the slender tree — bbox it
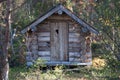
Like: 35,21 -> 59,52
0,0 -> 11,80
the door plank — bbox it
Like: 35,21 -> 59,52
50,23 -> 60,61
59,22 -> 68,61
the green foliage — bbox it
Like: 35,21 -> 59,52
9,55 -> 21,67
9,65 -> 64,80
31,58 -> 46,70
92,43 -> 102,50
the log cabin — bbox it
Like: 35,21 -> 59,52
21,4 -> 99,66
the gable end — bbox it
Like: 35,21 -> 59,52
21,4 -> 99,34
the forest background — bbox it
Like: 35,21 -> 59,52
0,0 -> 120,80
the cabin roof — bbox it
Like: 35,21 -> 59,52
21,4 -> 99,34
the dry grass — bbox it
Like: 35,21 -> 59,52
92,57 -> 106,69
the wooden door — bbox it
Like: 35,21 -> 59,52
50,22 -> 68,61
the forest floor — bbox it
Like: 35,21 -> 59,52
9,53 -> 120,80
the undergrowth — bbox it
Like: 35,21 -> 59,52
9,43 -> 120,80
9,54 -> 120,80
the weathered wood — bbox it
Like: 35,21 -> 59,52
45,61 -> 92,65
22,4 -> 95,66
69,24 -> 81,33
50,22 -> 60,61
47,14 -> 71,20
38,41 -> 50,47
32,50 -> 38,54
69,37 -> 80,42
38,37 -> 50,41
37,25 -> 50,32
69,47 -> 81,52
69,58 -> 82,62
69,32 -> 80,37
38,51 -> 50,56
37,32 -> 50,37
38,57 -> 50,61
59,22 -> 68,61
69,52 -> 81,57
39,46 -> 50,51
69,42 -> 81,47
21,4 -> 98,34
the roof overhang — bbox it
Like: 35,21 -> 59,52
21,4 -> 99,35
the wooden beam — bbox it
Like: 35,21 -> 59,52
45,61 -> 92,65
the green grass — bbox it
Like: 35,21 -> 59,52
9,57 -> 120,80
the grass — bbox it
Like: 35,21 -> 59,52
9,55 -> 120,80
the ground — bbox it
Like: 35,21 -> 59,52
9,54 -> 120,80
9,43 -> 120,80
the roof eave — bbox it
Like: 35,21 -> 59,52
60,6 -> 99,34
21,4 -> 99,35
21,5 -> 62,34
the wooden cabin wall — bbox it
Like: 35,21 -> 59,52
27,13 -> 92,64
69,22 -> 83,62
26,32 -> 38,64
36,21 -> 51,61
68,21 -> 91,63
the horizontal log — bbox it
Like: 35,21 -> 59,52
39,46 -> 50,51
28,37 -> 37,41
69,52 -> 81,57
69,48 -> 82,52
69,28 -> 81,33
38,41 -> 50,47
38,37 -> 50,41
69,42 -> 81,47
38,51 -> 50,56
69,58 -> 82,62
69,33 -> 81,37
32,50 -> 38,54
38,57 -> 50,61
69,38 -> 80,42
69,38 -> 85,43
37,32 -> 50,37
45,61 -> 92,65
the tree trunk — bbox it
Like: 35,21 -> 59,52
0,57 -> 9,80
0,0 -> 11,80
